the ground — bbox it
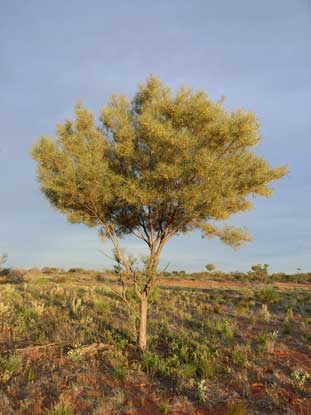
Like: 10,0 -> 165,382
0,270 -> 310,415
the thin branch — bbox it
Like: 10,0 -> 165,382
97,248 -> 116,263
132,230 -> 149,244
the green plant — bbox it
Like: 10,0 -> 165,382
0,301 -> 10,317
0,353 -> 23,382
47,399 -> 74,415
231,344 -> 250,367
255,288 -> 280,304
255,333 -> 269,353
283,321 -> 291,335
197,379 -> 208,403
112,388 -> 127,409
227,401 -> 247,415
159,400 -> 169,414
259,304 -> 270,322
286,307 -> 294,321
67,345 -> 83,363
69,297 -> 83,318
248,263 -> 269,282
113,359 -> 130,381
196,350 -> 217,379
291,367 -> 310,390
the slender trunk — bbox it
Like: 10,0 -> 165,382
138,295 -> 148,351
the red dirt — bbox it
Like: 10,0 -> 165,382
272,349 -> 311,370
96,273 -> 311,291
274,282 -> 311,290
157,278 -> 311,290
158,278 -> 242,289
120,381 -> 216,415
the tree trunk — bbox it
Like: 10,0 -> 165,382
138,295 -> 148,351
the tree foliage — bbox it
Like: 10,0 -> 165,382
206,264 -> 216,272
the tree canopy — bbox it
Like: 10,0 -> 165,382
32,76 -> 287,266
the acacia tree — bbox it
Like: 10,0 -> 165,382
249,263 -> 269,282
32,76 -> 287,351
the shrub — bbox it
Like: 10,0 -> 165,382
0,269 -> 24,284
0,353 -> 23,382
197,379 -> 208,403
286,307 -> 294,321
42,267 -> 60,274
283,321 -> 291,335
255,288 -> 280,304
159,400 -> 169,414
259,304 -> 270,322
227,401 -> 247,415
68,267 -> 85,273
291,367 -> 310,391
95,273 -> 105,282
47,398 -> 74,415
248,264 -> 269,282
255,333 -> 269,353
231,344 -> 250,367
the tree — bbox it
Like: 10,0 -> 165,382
0,253 -> 7,269
205,264 -> 216,272
249,263 -> 269,282
32,76 -> 287,351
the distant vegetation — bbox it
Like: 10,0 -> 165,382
1,263 -> 311,285
205,263 -> 216,272
162,268 -> 311,284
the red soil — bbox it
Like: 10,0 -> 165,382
158,278 -> 311,291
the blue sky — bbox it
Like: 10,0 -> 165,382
1,0 -> 310,273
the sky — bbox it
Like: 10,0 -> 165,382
0,0 -> 310,273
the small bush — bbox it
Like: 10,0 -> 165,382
259,304 -> 270,322
68,267 -> 85,273
0,353 -> 23,382
47,399 -> 74,415
95,273 -> 105,282
255,288 -> 280,304
42,267 -> 60,274
283,321 -> 291,335
227,401 -> 247,415
0,269 -> 24,284
197,379 -> 208,403
291,367 -> 310,391
159,400 -> 169,414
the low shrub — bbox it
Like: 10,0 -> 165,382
0,269 -> 24,284
42,267 -> 60,274
95,273 -> 105,282
255,288 -> 280,304
68,267 -> 85,273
